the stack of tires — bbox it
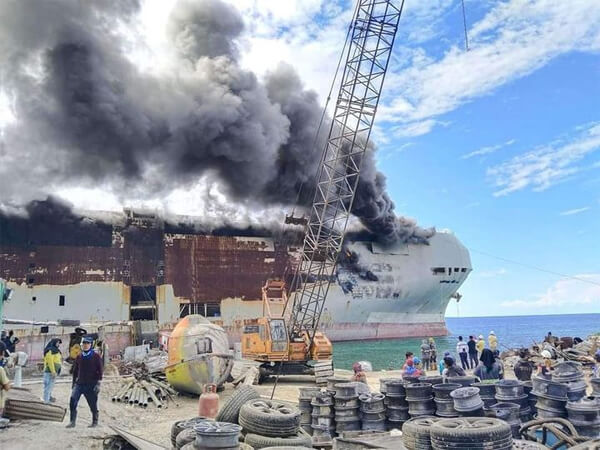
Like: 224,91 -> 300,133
472,382 -> 497,410
531,375 -> 568,418
495,380 -> 531,422
333,383 -> 361,433
553,361 -> 587,402
429,417 -> 513,450
566,396 -> 600,439
297,387 -> 320,436
401,416 -> 440,450
359,392 -> 386,431
433,383 -> 460,418
384,379 -> 409,430
405,383 -> 435,418
239,399 -> 312,449
311,391 -> 335,441
488,402 -> 521,438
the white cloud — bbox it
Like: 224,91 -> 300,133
500,274 -> 600,309
559,207 -> 590,216
462,139 -> 516,160
392,119 -> 438,138
488,122 -> 600,196
379,1 -> 600,124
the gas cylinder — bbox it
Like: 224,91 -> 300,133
199,384 -> 219,418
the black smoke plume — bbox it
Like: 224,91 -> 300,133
0,0 -> 433,245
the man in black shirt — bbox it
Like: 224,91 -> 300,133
467,336 -> 478,369
66,337 -> 103,428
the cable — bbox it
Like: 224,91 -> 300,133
461,0 -> 469,51
469,248 -> 600,287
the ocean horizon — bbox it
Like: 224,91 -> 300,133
332,312 -> 600,371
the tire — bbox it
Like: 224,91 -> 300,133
244,431 -> 312,449
216,385 -> 261,424
176,428 -> 196,449
171,420 -> 186,447
239,399 -> 301,437
430,418 -> 511,444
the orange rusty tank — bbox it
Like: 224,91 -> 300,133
199,384 -> 219,418
166,315 -> 233,395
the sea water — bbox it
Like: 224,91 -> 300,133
332,313 -> 600,371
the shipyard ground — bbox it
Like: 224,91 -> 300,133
0,368 -> 401,449
6,364 -> 594,450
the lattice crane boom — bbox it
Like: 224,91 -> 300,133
288,0 -> 404,346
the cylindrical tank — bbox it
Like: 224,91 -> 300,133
166,315 -> 233,395
199,384 -> 219,418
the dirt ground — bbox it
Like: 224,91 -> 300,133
0,365 -> 529,450
0,367 -> 402,450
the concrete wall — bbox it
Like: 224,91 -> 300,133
6,324 -> 132,362
3,281 -> 130,323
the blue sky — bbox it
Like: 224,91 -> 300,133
222,0 -> 600,317
1,0 -> 598,317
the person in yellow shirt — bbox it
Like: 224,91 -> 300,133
0,342 -> 11,417
43,338 -> 62,403
488,331 -> 498,352
476,335 -> 485,358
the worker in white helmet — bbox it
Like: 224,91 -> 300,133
537,350 -> 553,376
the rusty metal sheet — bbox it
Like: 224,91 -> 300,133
164,234 -> 295,301
1,226 -> 300,299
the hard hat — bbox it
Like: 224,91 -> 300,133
478,335 -> 484,339
541,350 -> 552,359
490,331 -> 495,335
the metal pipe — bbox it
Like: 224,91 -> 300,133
142,380 -> 163,408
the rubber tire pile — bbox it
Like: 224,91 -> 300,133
238,399 -> 311,448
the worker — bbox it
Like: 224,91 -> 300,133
429,338 -> 437,370
513,349 -> 535,381
0,342 -> 11,417
456,336 -> 469,370
473,349 -> 503,381
476,335 -> 485,358
5,330 -> 17,354
351,362 -> 367,384
43,338 -> 62,403
420,339 -> 431,372
442,356 -> 465,380
402,357 -> 419,378
439,351 -> 451,375
593,351 -> 600,378
467,336 -> 478,369
537,350 -> 553,376
412,357 -> 423,377
488,331 -> 498,352
66,337 -> 103,428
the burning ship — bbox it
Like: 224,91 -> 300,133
0,204 -> 471,342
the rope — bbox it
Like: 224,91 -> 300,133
469,247 -> 600,287
461,0 -> 469,51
